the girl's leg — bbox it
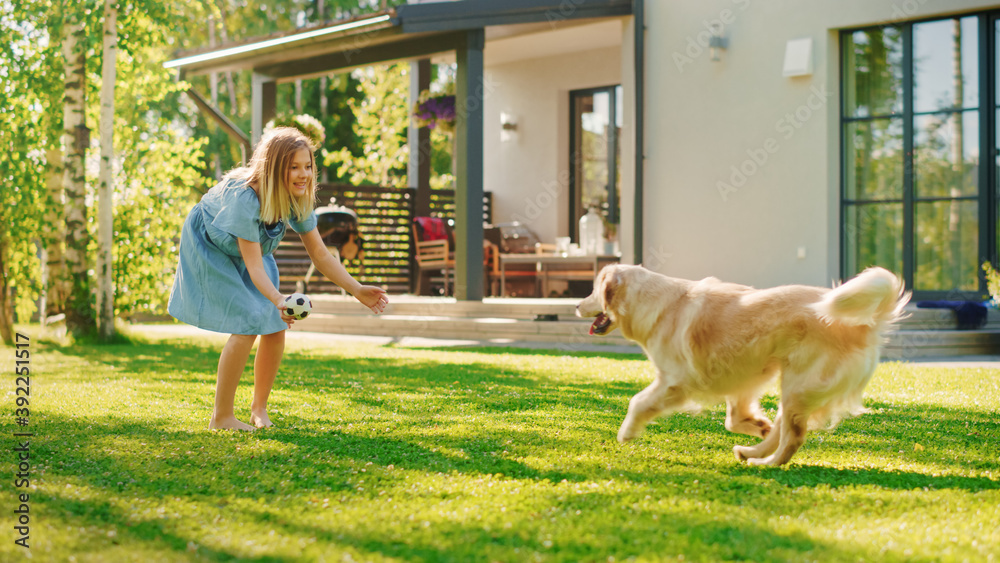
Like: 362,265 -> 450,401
250,330 -> 285,428
210,334 -> 258,431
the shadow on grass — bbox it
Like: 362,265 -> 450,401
28,330 -> 999,562
232,496 -> 889,563
43,336 -> 223,380
31,415 -> 905,563
50,336 -> 639,416
30,494 -> 279,562
47,336 -> 998,483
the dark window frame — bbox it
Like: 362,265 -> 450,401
839,12 -> 997,300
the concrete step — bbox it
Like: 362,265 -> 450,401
883,329 -> 1000,360
294,311 -> 635,349
310,296 -> 1000,328
310,295 -> 588,320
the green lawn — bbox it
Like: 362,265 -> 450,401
3,325 -> 998,562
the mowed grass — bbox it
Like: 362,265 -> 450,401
2,325 -> 998,562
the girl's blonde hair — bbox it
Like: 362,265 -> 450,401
225,127 -> 316,224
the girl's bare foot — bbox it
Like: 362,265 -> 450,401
249,409 -> 273,429
209,415 -> 256,432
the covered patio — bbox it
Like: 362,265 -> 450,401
165,0 -> 639,301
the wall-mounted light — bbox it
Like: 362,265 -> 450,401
782,37 -> 813,77
500,112 -> 518,142
709,24 -> 728,62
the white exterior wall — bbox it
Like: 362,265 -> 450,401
642,0 -> 999,288
483,46 -> 622,245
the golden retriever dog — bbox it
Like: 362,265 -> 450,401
576,265 -> 908,466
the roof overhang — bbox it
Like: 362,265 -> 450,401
163,0 -> 633,79
392,0 -> 632,33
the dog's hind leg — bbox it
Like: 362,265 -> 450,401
747,399 -> 810,466
733,407 -> 782,462
618,374 -> 688,443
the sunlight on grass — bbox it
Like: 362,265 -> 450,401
1,325 -> 996,562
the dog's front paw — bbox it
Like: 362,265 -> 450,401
617,425 -> 639,443
733,445 -> 750,462
747,456 -> 779,467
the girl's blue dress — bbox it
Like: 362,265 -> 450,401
168,178 -> 317,335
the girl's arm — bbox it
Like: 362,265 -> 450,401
237,237 -> 296,324
299,227 -> 387,314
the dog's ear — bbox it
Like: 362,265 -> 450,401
600,267 -> 619,312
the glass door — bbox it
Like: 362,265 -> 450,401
570,85 -> 622,243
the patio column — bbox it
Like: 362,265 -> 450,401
454,29 -> 485,301
251,72 -> 277,147
409,58 -> 432,217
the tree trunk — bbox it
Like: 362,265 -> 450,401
41,13 -> 69,324
209,15 -> 222,179
0,243 -> 14,345
62,12 -> 94,335
42,145 -> 66,323
96,0 -> 117,340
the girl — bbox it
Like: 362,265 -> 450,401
168,127 -> 388,431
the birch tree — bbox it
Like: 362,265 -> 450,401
39,8 -> 67,325
96,0 -> 117,339
61,8 -> 93,335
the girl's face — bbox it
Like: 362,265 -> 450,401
285,148 -> 312,198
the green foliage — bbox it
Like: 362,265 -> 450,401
5,326 -> 998,560
265,112 -> 326,150
94,2 -> 212,319
2,0 -> 418,329
113,132 -> 208,319
983,262 -> 1000,306
325,64 -> 411,187
180,1 -> 408,180
0,1 -> 57,324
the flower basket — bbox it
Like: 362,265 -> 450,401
412,90 -> 455,134
983,262 -> 1000,306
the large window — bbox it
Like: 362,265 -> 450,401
842,15 -> 993,298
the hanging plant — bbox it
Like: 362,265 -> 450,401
983,262 -> 1000,306
412,89 -> 455,134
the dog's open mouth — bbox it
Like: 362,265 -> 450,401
590,312 -> 612,335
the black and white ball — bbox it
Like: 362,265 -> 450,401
282,293 -> 313,320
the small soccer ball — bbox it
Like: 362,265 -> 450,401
282,293 -> 313,320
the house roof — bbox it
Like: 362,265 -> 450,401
164,0 -> 632,80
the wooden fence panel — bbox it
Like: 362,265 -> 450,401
276,185 -> 492,295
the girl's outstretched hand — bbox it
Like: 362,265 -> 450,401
353,285 -> 388,315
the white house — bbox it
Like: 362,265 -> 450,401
168,0 -> 998,301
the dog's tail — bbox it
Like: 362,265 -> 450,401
811,267 -> 910,327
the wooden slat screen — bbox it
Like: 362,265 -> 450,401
276,185 -> 493,295
427,189 -> 494,225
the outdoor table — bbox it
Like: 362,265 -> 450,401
499,253 -> 620,297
